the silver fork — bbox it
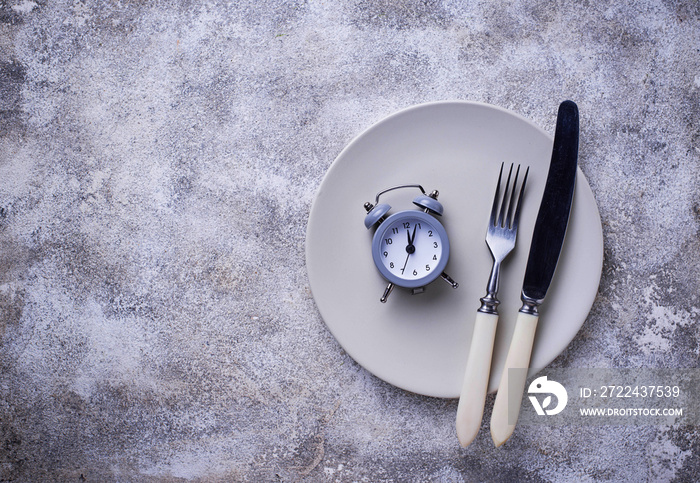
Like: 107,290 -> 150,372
456,162 -> 528,447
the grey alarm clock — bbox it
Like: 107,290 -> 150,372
363,184 -> 458,302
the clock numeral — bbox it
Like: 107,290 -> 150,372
391,227 -> 399,234
403,222 -> 410,229
385,238 -> 393,245
433,242 -> 438,248
425,265 -> 431,271
428,230 -> 433,237
433,255 -> 437,260
384,251 -> 388,257
413,270 -> 418,276
390,262 -> 394,268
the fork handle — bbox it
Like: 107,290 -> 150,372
455,311 -> 498,447
490,311 -> 539,447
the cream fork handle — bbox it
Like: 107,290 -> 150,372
455,311 -> 498,447
490,311 -> 539,447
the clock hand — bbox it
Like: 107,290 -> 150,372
405,229 -> 416,255
402,226 -> 418,274
402,252 -> 411,273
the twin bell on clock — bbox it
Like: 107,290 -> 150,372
364,184 -> 459,303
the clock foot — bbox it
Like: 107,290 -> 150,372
411,287 -> 425,295
380,283 -> 395,303
440,272 -> 459,289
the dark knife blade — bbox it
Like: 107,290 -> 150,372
521,100 -> 579,310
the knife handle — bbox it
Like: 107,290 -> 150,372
456,311 -> 498,447
490,311 -> 539,447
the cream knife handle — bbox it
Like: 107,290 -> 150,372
456,311 -> 498,447
490,311 -> 539,447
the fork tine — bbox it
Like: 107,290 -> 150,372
497,163 -> 514,228
489,163 -> 505,226
511,166 -> 529,230
505,165 -> 521,229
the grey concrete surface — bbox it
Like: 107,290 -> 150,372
1,0 -> 699,481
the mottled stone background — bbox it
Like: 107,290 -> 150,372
0,0 -> 698,481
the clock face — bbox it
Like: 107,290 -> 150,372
371,210 -> 450,288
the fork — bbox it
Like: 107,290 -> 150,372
456,162 -> 528,447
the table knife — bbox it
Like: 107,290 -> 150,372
490,100 -> 579,447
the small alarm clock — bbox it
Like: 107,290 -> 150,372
364,184 -> 458,303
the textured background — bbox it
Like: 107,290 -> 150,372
1,0 -> 699,481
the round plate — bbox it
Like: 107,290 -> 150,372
306,101 -> 603,399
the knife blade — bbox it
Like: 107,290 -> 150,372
490,100 -> 579,447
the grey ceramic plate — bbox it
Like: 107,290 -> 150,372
306,101 -> 603,398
